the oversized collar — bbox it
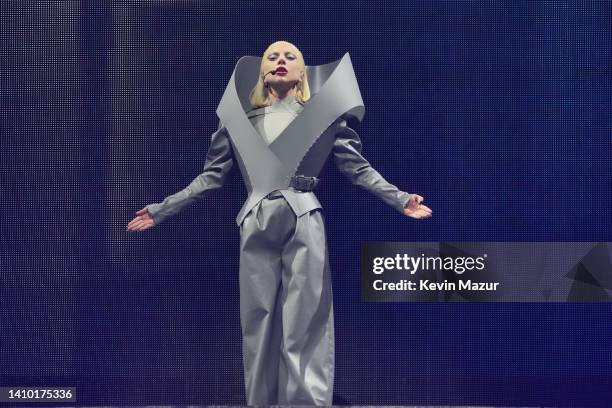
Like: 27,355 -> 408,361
216,52 -> 365,175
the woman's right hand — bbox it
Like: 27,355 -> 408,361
403,194 -> 432,220
126,207 -> 155,232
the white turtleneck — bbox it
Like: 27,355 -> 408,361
248,95 -> 304,145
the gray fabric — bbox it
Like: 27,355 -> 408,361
334,119 -> 412,213
147,52 -> 412,227
216,53 -> 367,226
144,112 -> 411,407
239,192 -> 334,405
247,95 -> 303,145
145,120 -> 412,225
143,52 -> 413,407
146,121 -> 412,225
145,122 -> 233,226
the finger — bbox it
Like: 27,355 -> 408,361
131,220 -> 147,230
139,222 -> 153,231
414,204 -> 429,213
127,217 -> 141,228
420,210 -> 432,218
136,208 -> 147,215
127,224 -> 141,232
419,209 -> 432,216
413,209 -> 431,218
419,205 -> 433,214
137,219 -> 152,229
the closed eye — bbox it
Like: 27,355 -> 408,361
268,52 -> 297,60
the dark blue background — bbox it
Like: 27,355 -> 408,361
1,1 -> 611,406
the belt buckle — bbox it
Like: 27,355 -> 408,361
292,175 -> 318,191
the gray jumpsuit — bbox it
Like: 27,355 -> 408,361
146,54 -> 412,406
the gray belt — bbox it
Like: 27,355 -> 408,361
264,175 -> 320,200
289,175 -> 320,191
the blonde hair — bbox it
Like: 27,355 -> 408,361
249,42 -> 311,108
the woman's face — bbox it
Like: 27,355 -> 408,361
261,41 -> 303,90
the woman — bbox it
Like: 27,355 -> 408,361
127,40 -> 432,405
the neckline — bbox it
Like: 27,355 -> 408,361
271,94 -> 296,104
247,97 -> 304,118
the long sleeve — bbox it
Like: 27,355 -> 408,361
333,119 -> 413,214
145,124 -> 234,225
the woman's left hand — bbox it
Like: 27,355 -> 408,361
403,194 -> 432,219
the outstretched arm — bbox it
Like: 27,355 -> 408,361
333,119 -> 430,219
144,123 -> 234,226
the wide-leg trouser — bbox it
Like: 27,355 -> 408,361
238,190 -> 334,406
